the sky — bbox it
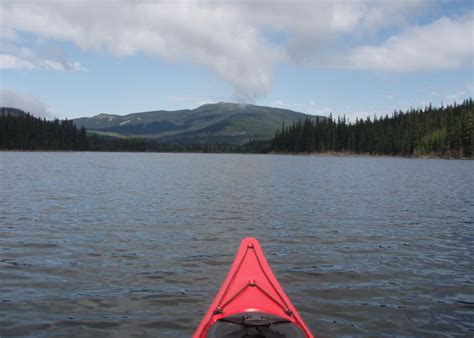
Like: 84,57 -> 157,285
0,0 -> 473,120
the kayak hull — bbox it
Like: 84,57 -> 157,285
193,237 -> 314,338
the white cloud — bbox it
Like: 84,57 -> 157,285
0,0 -> 471,100
0,87 -> 50,117
0,1 -> 281,101
0,0 -> 431,100
238,0 -> 426,63
0,54 -> 35,70
348,13 -> 474,71
0,52 -> 85,71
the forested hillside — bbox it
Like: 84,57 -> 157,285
73,102 -> 315,145
0,111 -> 88,150
0,110 -> 246,152
271,99 -> 473,158
1,100 -> 473,158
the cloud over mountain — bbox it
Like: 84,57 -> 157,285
1,0 -> 471,100
0,87 -> 49,117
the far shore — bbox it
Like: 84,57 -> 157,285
0,148 -> 472,160
269,151 -> 472,160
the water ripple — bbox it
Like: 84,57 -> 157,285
0,152 -> 473,337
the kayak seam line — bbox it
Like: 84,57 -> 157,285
199,244 -> 251,337
253,243 -> 290,310
220,283 -> 249,309
216,244 -> 250,309
253,241 -> 311,337
254,283 -> 289,312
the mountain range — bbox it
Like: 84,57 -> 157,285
73,102 -> 318,144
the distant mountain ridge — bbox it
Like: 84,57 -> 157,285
73,102 -> 319,144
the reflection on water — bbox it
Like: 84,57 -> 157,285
0,152 -> 473,337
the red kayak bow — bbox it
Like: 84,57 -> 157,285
194,237 -> 314,338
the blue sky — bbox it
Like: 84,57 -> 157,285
0,0 -> 473,120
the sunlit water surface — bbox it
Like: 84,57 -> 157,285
0,152 -> 473,337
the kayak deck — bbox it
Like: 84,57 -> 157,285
194,237 -> 314,338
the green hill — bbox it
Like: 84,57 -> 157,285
73,102 -> 319,144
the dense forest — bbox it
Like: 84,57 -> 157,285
0,110 -> 88,150
271,99 -> 474,158
1,99 -> 473,158
0,109 -> 246,153
87,134 -> 246,153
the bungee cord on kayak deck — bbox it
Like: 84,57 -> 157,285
194,237 -> 314,338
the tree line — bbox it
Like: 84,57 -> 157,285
0,110 -> 88,150
1,99 -> 473,157
271,99 -> 473,158
0,110 -> 247,152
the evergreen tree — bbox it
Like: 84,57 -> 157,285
269,99 -> 473,158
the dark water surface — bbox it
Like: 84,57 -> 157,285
0,152 -> 473,337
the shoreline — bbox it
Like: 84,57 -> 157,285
0,149 -> 472,160
269,151 -> 473,160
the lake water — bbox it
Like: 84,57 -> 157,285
0,152 -> 473,337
